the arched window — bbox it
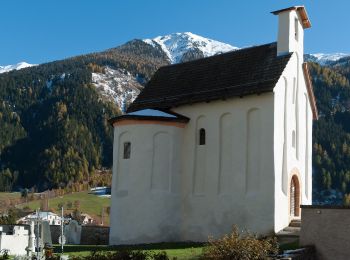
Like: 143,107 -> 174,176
199,128 -> 206,145
123,142 -> 131,159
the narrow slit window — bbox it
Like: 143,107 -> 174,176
123,142 -> 131,159
292,78 -> 296,104
199,128 -> 206,145
295,18 -> 299,41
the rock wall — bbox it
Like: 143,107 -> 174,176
50,225 -> 109,245
80,226 -> 109,245
300,205 -> 350,260
274,246 -> 315,260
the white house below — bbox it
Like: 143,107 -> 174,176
18,211 -> 62,226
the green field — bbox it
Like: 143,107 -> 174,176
53,243 -> 204,259
18,191 -> 110,225
0,192 -> 21,200
0,192 -> 22,213
52,241 -> 300,259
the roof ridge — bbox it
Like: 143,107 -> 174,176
135,78 -> 279,105
127,42 -> 292,112
157,42 -> 278,70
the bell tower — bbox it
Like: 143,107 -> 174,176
272,6 -> 311,58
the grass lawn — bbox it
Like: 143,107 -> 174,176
18,191 -> 110,225
0,192 -> 22,213
52,240 -> 299,259
0,192 -> 21,201
7,239 -> 301,260
279,240 -> 300,251
53,243 -> 205,259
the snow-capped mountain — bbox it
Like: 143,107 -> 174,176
306,53 -> 350,65
91,32 -> 239,112
0,62 -> 37,74
92,67 -> 142,112
4,34 -> 348,115
143,32 -> 238,64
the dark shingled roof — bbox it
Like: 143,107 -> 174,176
127,42 -> 292,112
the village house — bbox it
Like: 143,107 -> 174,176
109,6 -> 317,244
80,213 -> 94,225
17,211 -> 62,226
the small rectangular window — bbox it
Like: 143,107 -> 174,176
199,128 -> 206,145
123,142 -> 131,159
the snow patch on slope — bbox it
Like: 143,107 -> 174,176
128,109 -> 177,118
0,62 -> 37,73
309,53 -> 350,65
143,32 -> 238,63
92,67 -> 142,112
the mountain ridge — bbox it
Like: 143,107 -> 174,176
1,32 -> 350,201
143,32 -> 238,63
0,62 -> 37,74
305,53 -> 350,65
2,33 -> 349,72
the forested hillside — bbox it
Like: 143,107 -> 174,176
0,33 -> 235,192
309,57 -> 350,203
0,40 -> 169,191
2,33 -> 350,204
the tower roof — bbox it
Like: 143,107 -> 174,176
271,6 -> 311,29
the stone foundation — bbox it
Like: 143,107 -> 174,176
300,205 -> 350,260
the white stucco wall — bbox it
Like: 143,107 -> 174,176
273,8 -> 313,233
109,122 -> 184,244
109,94 -> 276,245
173,95 -> 275,240
273,54 -> 313,232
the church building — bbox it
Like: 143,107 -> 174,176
109,6 -> 318,245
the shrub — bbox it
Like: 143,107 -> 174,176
64,250 -> 169,260
152,252 -> 169,260
201,226 -> 278,260
23,206 -> 32,211
343,193 -> 350,206
67,201 -> 73,209
57,202 -> 64,210
0,249 -> 9,260
74,200 -> 81,209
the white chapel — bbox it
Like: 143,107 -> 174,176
109,6 -> 318,245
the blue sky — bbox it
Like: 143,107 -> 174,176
1,0 -> 349,65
